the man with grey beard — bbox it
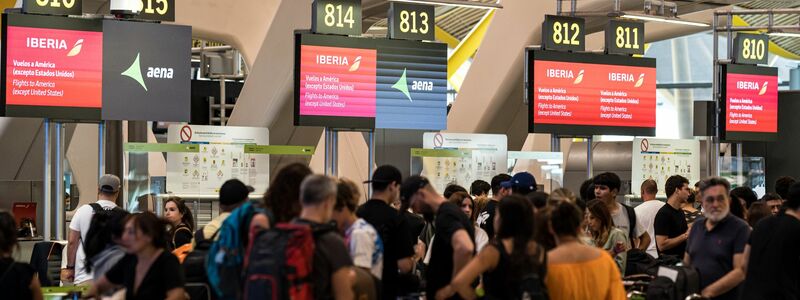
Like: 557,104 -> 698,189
684,177 -> 750,300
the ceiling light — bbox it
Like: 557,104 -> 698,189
769,32 -> 800,38
620,13 -> 710,27
389,0 -> 502,10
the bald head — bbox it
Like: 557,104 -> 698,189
641,179 -> 658,201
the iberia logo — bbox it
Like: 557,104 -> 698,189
573,70 -> 585,85
635,73 -> 645,88
67,39 -> 83,56
349,56 -> 362,72
759,81 -> 768,96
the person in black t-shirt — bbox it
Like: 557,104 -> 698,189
742,182 -> 800,299
402,176 -> 475,299
0,211 -> 42,300
295,175 -> 354,300
357,165 -> 417,299
654,175 -> 690,258
91,212 -> 186,300
477,174 -> 512,239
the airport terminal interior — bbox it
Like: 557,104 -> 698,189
0,0 -> 800,299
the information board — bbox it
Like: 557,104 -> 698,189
421,133 -> 508,194
721,64 -> 778,141
22,0 -> 82,16
632,138 -> 700,197
527,49 -> 657,136
102,20 -> 191,121
166,125 -> 269,195
2,14 -> 103,120
295,33 -> 447,130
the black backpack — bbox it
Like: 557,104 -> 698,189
184,227 -> 219,300
646,265 -> 700,300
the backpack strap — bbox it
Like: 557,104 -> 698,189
624,204 -> 638,242
89,203 -> 103,213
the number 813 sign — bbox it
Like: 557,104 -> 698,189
389,2 -> 434,41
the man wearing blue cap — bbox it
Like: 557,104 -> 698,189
501,172 -> 538,196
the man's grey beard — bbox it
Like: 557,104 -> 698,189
704,206 -> 730,223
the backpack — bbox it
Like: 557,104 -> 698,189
646,265 -> 700,300
84,203 -> 128,255
518,244 -> 549,300
206,201 -> 262,300
184,227 -> 219,300
625,248 -> 656,275
242,222 -> 334,300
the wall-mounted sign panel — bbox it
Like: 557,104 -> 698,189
22,0 -> 82,16
721,64 -> 778,142
295,33 -> 447,130
527,49 -> 657,136
632,138 -> 700,197
312,0 -> 361,36
102,20 -> 190,121
421,133 -> 508,194
166,124 -> 269,195
2,14 -> 103,120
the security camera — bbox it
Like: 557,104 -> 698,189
110,0 -> 141,17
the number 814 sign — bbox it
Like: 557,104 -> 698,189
312,0 -> 362,36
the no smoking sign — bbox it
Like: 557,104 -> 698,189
180,125 -> 193,142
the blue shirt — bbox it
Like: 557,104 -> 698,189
686,215 -> 750,300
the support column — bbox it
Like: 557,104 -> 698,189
43,119 -> 51,241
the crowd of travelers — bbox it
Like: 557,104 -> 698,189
0,165 -> 799,300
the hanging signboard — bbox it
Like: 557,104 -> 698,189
22,0 -> 83,16
102,20 -> 190,121
606,19 -> 645,55
166,124 -> 270,195
527,49 -> 657,136
733,33 -> 768,65
632,138 -> 700,196
294,33 -> 447,130
388,2 -> 435,41
542,15 -> 585,52
720,64 -> 778,142
134,0 -> 175,22
312,0 -> 362,36
1,14 -> 103,120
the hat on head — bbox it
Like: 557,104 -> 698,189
364,165 -> 403,186
219,179 -> 250,206
501,172 -> 537,193
99,174 -> 121,194
400,175 -> 430,203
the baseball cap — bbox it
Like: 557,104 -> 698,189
99,174 -> 121,193
400,175 -> 430,203
219,179 -> 250,206
364,165 -> 403,186
501,172 -> 537,193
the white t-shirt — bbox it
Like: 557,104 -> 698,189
634,200 -> 666,258
474,225 -> 489,253
345,218 -> 384,279
611,202 -> 646,242
68,200 -> 117,284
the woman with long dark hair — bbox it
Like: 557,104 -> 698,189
586,200 -> 630,274
448,192 -> 489,252
91,212 -> 186,300
436,195 -> 547,299
84,208 -> 129,281
0,211 -> 42,300
163,197 -> 194,250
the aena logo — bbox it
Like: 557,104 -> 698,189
121,53 -> 174,91
26,37 -> 84,56
391,68 -> 434,102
